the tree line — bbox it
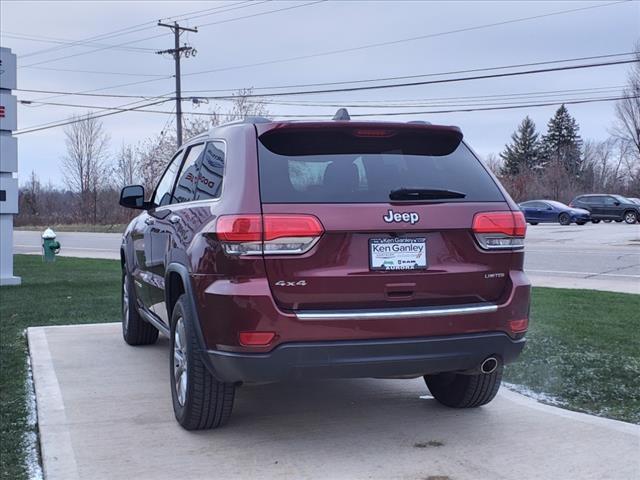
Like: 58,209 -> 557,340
490,56 -> 639,202
17,58 -> 640,227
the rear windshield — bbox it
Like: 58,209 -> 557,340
258,130 -> 504,203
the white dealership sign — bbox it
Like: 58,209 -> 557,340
0,47 -> 20,286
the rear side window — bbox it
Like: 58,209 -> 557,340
193,141 -> 225,201
173,143 -> 205,204
258,129 -> 503,203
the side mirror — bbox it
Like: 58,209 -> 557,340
120,185 -> 148,209
547,207 -> 553,210
614,201 -> 620,206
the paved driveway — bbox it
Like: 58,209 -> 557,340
14,223 -> 640,293
29,323 -> 639,480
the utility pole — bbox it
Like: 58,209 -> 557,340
156,22 -> 197,147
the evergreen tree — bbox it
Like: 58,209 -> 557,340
540,104 -> 583,175
499,116 -> 541,175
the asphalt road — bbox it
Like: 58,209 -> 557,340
14,223 -> 639,293
29,323 -> 640,480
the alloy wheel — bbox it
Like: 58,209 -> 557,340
173,316 -> 189,407
122,276 -> 130,334
625,212 -> 637,224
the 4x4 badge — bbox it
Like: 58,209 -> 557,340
383,209 -> 419,225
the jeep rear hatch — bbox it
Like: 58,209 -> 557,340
253,123 -> 517,311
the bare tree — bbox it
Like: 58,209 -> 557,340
612,46 -> 640,159
484,153 -> 503,175
113,142 -> 138,189
62,113 -> 110,223
224,87 -> 269,122
20,170 -> 41,218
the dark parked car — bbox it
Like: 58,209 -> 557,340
569,194 -> 639,224
518,200 -> 590,225
119,112 -> 531,430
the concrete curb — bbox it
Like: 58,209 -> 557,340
28,328 -> 80,480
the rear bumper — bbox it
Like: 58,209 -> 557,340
204,332 -> 525,383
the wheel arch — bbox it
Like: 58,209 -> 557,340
165,262 -> 220,377
165,263 -> 207,337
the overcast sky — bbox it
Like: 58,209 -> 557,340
1,0 -> 638,186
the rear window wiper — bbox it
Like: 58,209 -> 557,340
389,188 -> 466,201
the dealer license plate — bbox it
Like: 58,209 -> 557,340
369,238 -> 427,271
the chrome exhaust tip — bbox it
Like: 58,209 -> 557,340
480,357 -> 498,374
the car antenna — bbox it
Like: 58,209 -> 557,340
333,108 -> 351,121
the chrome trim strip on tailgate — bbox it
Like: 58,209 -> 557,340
295,303 -> 498,321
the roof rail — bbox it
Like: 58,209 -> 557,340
333,108 -> 351,121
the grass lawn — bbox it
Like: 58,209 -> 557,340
504,287 -> 640,424
0,255 -> 638,479
0,255 -> 121,480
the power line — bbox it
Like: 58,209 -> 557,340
197,0 -> 325,28
182,52 -> 636,93
182,1 -> 631,78
1,31 -> 157,53
347,95 -> 640,117
19,32 -> 171,68
256,86 -> 624,108
15,53 -> 636,101
16,90 -> 176,132
185,59 -> 640,100
258,85 -> 626,105
16,1 -> 258,59
17,65 -> 170,77
14,98 -> 175,135
19,93 -> 630,114
14,95 -> 638,136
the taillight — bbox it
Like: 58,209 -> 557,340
216,214 -> 324,255
472,211 -> 526,250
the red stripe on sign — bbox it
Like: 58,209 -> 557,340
0,106 -> 5,118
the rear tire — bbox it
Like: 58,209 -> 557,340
624,211 -> 637,224
122,271 -> 158,346
603,219 -> 612,223
529,222 -> 538,226
170,295 -> 235,430
592,219 -> 601,224
424,365 -> 503,408
558,213 -> 571,225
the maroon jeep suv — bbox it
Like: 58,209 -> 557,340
119,111 -> 530,430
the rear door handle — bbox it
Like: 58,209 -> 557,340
144,218 -> 155,226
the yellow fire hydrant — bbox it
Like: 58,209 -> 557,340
42,228 -> 61,262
